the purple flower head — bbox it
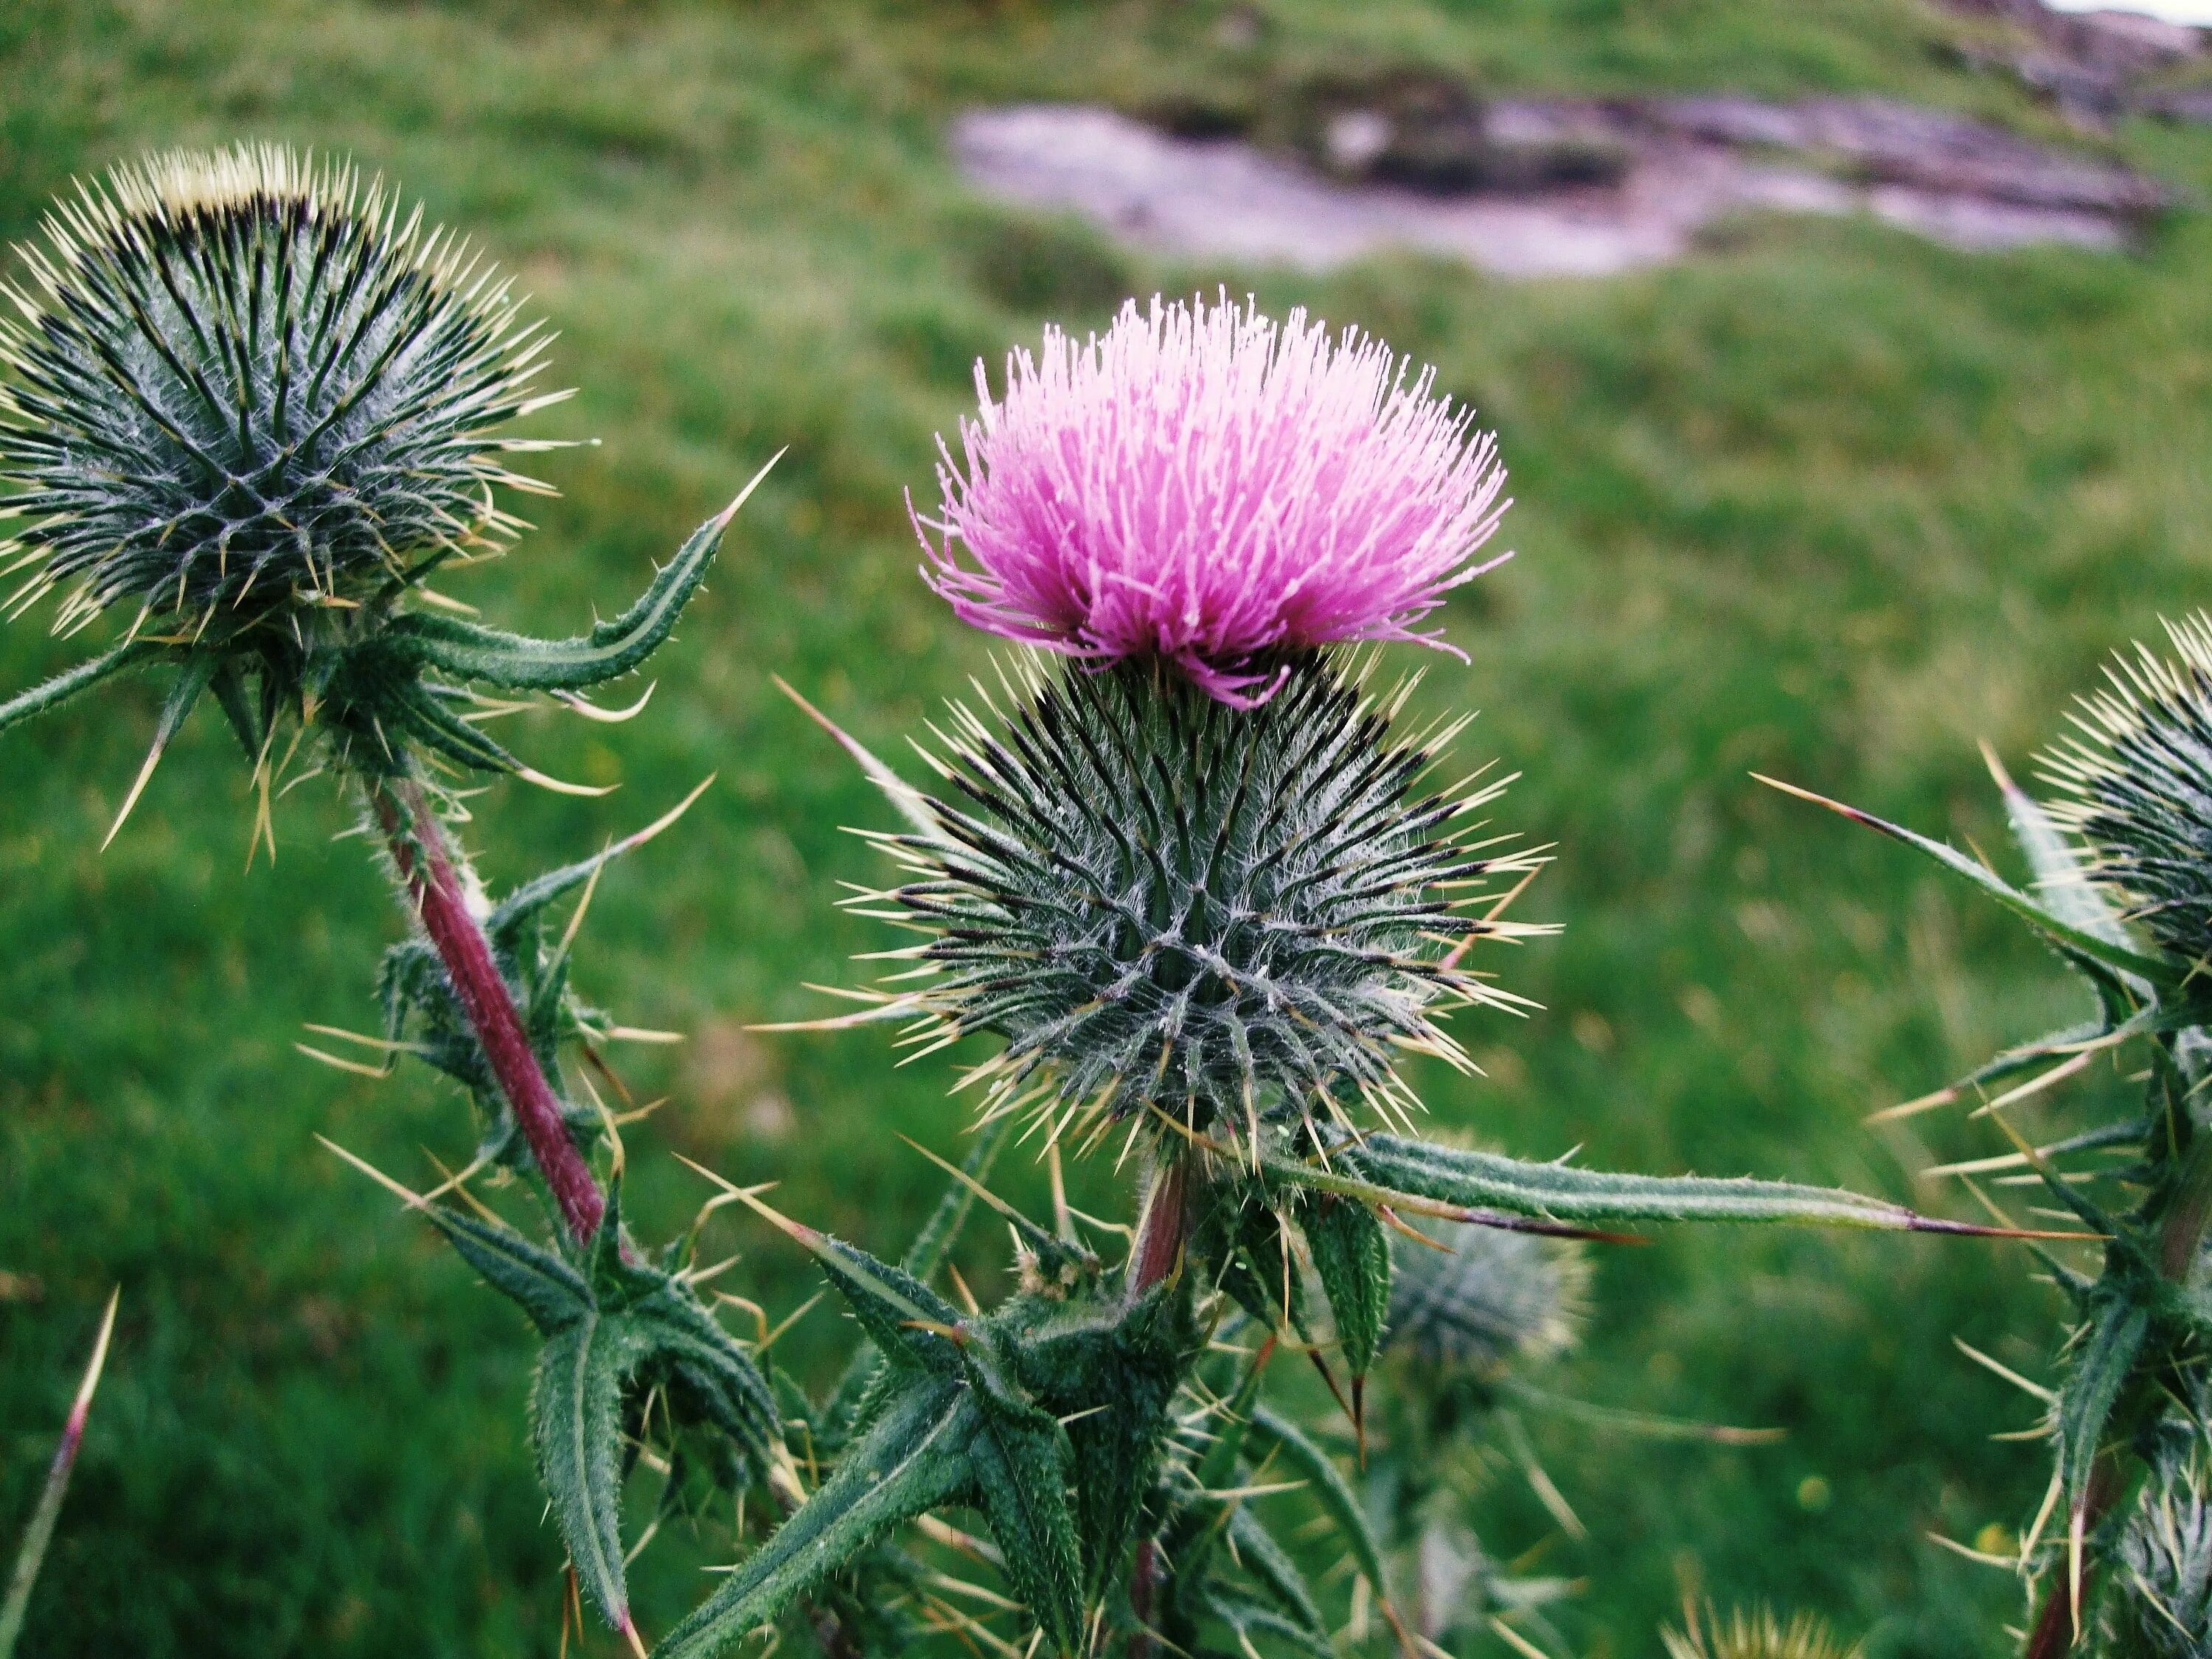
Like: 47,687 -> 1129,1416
914,293 -> 1511,706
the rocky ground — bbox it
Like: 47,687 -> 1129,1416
956,0 -> 2203,277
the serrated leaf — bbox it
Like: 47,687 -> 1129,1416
1012,1287 -> 1191,1603
1994,765 -> 2134,953
822,1116 -> 1017,1447
630,1281 -> 782,1477
652,1378 -> 973,1659
965,1388 -> 1086,1657
1245,1406 -> 1386,1594
424,1207 -> 591,1335
534,1308 -> 650,1632
1208,1587 -> 1337,1659
2058,1292 -> 2151,1504
1303,1197 -> 1390,1380
1225,1504 -> 1326,1641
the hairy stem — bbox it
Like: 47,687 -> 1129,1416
373,776 -> 605,1242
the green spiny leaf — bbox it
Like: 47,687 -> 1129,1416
1298,1135 -> 1996,1233
1207,1587 -> 1336,1659
533,1309 -> 648,1632
0,637 -> 154,734
1991,755 -> 2136,956
823,1120 -> 1015,1444
1225,1504 -> 1327,1642
965,1387 -> 1086,1657
1303,1197 -> 1390,1382
1759,774 -> 2180,989
652,1378 -> 973,1659
398,469 -> 769,691
424,1207 -> 591,1335
2059,1293 -> 2152,1506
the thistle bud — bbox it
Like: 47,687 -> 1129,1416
2104,1407 -> 2212,1658
869,651 -> 1541,1154
1385,1214 -> 1587,1372
2044,614 -> 2212,964
1,145 -> 558,639
1660,1605 -> 1863,1659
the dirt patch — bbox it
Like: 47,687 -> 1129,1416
953,94 -> 2170,279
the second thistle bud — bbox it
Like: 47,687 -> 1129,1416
0,145 -> 558,640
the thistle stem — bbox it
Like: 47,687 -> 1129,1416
1127,1156 -> 1192,1298
372,776 -> 605,1243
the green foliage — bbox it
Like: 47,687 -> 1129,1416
426,1190 -> 781,1632
1778,621 -> 2212,1648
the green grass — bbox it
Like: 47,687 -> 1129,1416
4,0 -> 2211,1653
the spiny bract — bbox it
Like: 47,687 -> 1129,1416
2045,613 -> 2212,964
1385,1218 -> 1587,1371
0,144 -> 561,638
863,650 -> 1543,1155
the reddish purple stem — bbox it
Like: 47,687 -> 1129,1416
375,779 -> 605,1243
1127,1156 -> 1192,1298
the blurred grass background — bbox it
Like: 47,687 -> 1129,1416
2,0 -> 2209,1654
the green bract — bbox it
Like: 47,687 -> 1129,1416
0,145 -> 559,638
863,650 -> 1545,1156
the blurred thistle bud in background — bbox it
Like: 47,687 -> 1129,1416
1661,1604 -> 1865,1659
2103,1402 -> 2212,1658
869,292 -> 1544,1167
1385,1212 -> 1588,1374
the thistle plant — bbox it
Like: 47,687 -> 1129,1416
1767,615 -> 2212,1658
700,293 -> 2055,1659
0,147 -> 784,1649
2,161 -> 2063,1655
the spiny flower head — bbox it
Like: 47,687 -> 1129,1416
0,144 -> 563,639
1661,1606 -> 1863,1659
2044,613 -> 2212,963
855,650 -> 1544,1158
1385,1215 -> 1587,1372
915,293 -> 1509,706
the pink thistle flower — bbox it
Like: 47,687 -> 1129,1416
914,293 -> 1510,705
